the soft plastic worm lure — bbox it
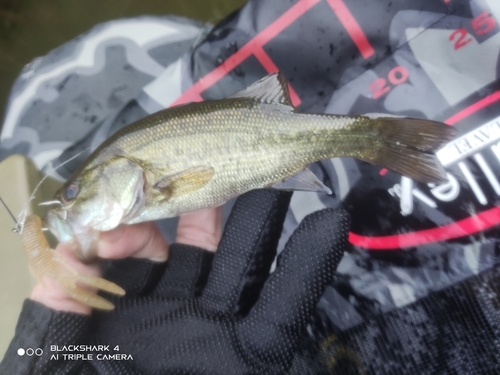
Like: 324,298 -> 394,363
20,214 -> 125,310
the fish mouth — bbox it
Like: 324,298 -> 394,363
45,207 -> 99,262
45,208 -> 74,244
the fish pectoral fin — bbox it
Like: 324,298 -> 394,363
230,72 -> 293,106
272,168 -> 332,194
156,166 -> 215,199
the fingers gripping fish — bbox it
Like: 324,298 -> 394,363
21,214 -> 125,310
36,72 -> 454,309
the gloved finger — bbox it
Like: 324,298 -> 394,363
102,258 -> 167,296
98,221 -> 169,262
98,222 -> 169,295
241,208 -> 349,356
103,245 -> 213,298
200,189 -> 292,316
102,207 -> 221,296
151,244 -> 214,299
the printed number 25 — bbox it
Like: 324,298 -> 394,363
369,66 -> 409,100
450,12 -> 496,50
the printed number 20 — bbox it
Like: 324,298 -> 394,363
369,66 -> 409,100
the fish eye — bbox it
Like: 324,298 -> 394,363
63,183 -> 79,201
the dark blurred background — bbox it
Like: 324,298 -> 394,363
0,0 -> 246,120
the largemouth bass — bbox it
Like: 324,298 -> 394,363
42,72 -> 453,300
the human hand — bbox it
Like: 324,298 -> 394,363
30,206 -> 223,314
87,190 -> 349,374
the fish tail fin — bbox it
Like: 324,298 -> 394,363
362,115 -> 455,183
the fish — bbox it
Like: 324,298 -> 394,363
40,72 -> 454,307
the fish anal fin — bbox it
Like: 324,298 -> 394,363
272,168 -> 332,194
231,72 -> 293,106
156,166 -> 214,199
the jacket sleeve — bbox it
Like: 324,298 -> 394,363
0,299 -> 97,375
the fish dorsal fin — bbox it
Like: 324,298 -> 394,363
231,72 -> 293,106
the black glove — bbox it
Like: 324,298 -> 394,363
90,190 -> 349,374
1,190 -> 349,375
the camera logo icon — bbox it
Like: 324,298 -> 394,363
17,348 -> 43,356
